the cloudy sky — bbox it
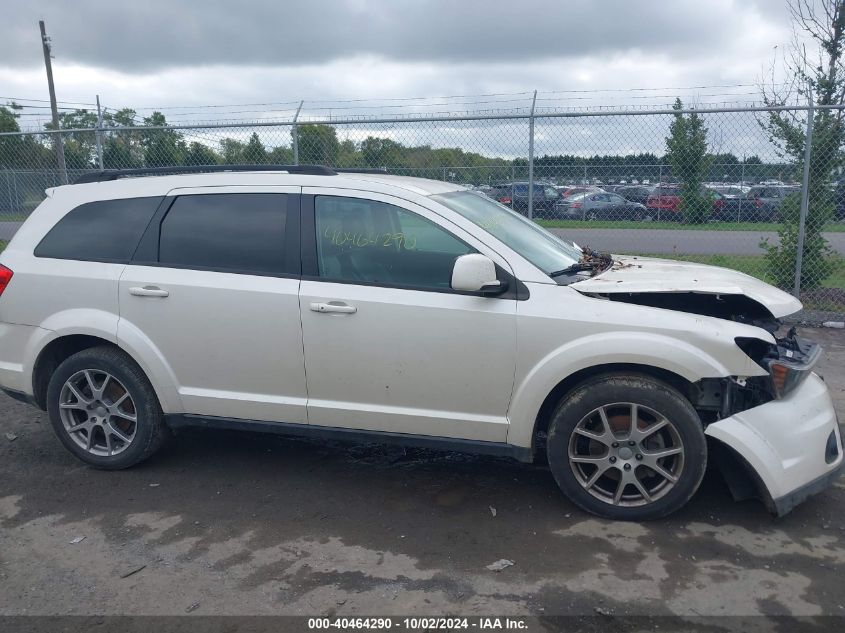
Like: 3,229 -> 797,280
0,0 -> 811,161
2,1 -> 801,114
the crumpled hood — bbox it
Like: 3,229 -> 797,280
571,255 -> 802,318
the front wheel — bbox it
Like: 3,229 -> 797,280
47,346 -> 169,469
546,373 -> 707,520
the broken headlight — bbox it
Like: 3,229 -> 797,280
735,328 -> 821,399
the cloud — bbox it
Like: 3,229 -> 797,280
5,0 -> 792,72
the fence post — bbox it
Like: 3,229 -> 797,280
95,95 -> 104,170
527,90 -> 537,220
4,170 -> 13,217
292,100 -> 304,165
793,98 -> 815,299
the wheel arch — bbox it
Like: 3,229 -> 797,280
506,331 -> 732,453
31,332 -> 181,414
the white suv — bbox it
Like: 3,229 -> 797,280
0,166 -> 840,520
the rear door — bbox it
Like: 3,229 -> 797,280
117,186 -> 307,423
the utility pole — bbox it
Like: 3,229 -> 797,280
39,20 -> 67,184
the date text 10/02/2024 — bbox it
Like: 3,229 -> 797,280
307,617 -> 528,630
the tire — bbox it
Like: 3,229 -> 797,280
46,346 -> 168,469
546,373 -> 707,521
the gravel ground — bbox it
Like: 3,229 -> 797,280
0,327 -> 843,618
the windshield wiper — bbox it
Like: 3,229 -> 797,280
549,263 -> 593,278
549,247 -> 613,278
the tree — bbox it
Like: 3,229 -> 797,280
759,0 -> 844,290
183,141 -> 220,166
45,109 -> 99,169
140,112 -> 185,167
267,145 -> 294,164
220,137 -> 245,164
665,98 -> 712,224
361,136 -> 402,167
242,132 -> 267,164
296,124 -> 339,165
0,104 -> 52,169
102,108 -> 142,168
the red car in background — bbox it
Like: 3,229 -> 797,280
646,185 -> 725,220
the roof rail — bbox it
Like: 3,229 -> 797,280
334,168 -> 390,174
72,164 -> 338,184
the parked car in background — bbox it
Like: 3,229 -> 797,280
646,185 -> 683,219
714,185 -> 801,222
647,186 -> 733,222
708,185 -> 748,199
556,191 -> 648,221
556,185 -> 604,199
490,182 -> 560,218
615,185 -> 653,206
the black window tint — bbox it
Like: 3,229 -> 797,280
315,196 -> 474,290
159,193 -> 286,274
35,196 -> 162,262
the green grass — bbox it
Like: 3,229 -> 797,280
537,219 -> 845,232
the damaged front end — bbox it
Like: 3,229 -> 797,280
566,254 -> 842,512
689,328 -> 838,515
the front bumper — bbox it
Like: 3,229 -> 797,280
705,373 -> 843,515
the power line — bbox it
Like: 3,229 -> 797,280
0,95 -> 99,107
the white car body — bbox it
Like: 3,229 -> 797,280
0,169 -> 840,517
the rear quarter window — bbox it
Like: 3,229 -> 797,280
34,196 -> 163,263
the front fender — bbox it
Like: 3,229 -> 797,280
506,330 -> 749,449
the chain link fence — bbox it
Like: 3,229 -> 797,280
0,104 -> 843,322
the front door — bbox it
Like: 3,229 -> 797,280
298,189 -> 517,443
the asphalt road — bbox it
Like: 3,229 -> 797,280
1,327 -> 844,619
3,220 -> 844,257
551,227 -> 845,256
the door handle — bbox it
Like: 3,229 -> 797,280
310,301 -> 356,314
129,286 -> 169,298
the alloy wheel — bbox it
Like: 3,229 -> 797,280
568,402 -> 685,507
58,369 -> 138,457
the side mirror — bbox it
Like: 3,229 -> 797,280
451,254 -> 505,294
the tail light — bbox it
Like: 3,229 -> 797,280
754,199 -> 763,208
0,265 -> 13,297
571,202 -> 582,208
498,196 -> 512,204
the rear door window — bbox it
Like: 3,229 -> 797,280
158,193 -> 288,275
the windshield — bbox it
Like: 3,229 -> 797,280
430,191 -> 582,274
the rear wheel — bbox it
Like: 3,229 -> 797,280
47,346 -> 168,469
546,373 -> 707,520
